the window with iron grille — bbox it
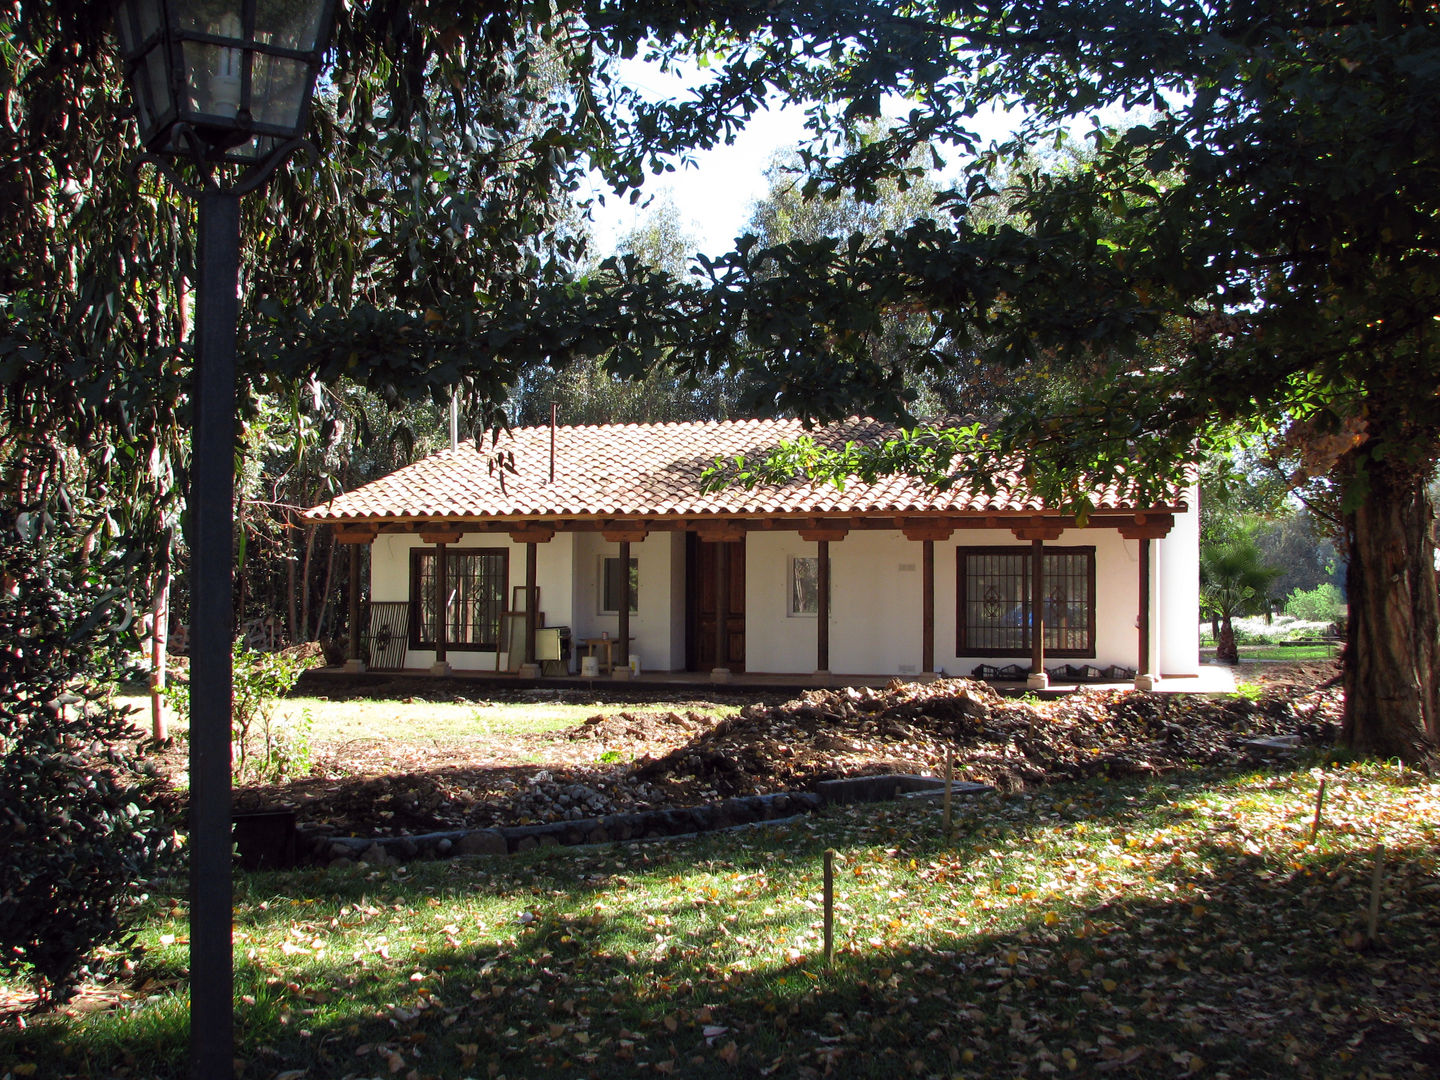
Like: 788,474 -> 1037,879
409,548 -> 508,650
956,546 -> 1095,657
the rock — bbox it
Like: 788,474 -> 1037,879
455,830 -> 508,857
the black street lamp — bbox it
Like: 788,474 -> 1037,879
112,2 -> 336,1075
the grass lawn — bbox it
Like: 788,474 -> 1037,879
4,756 -> 1437,1078
1239,645 -> 1338,662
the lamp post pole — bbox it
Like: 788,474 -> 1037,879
112,3 -> 338,1073
189,186 -> 242,1077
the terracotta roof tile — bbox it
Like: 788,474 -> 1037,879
304,417 -> 1181,523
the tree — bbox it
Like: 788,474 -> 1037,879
1201,530 -> 1284,665
640,0 -> 1440,761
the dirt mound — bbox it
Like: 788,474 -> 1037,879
231,670 -> 1344,841
628,677 -> 1344,796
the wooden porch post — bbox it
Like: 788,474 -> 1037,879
922,539 -> 935,676
1030,537 -> 1047,688
816,539 -> 830,674
522,539 -> 539,675
433,540 -> 450,675
336,527 -> 376,673
712,539 -> 730,681
1116,514 -> 1174,691
615,539 -> 632,679
345,541 -> 364,672
1137,537 -> 1155,690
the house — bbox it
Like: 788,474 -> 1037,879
303,417 -> 1199,688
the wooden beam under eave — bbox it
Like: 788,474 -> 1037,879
600,522 -> 649,543
1116,512 -> 1175,540
798,527 -> 849,542
333,527 -> 377,545
903,525 -> 953,543
695,523 -> 748,543
1011,524 -> 1065,542
419,528 -> 466,545
509,526 -> 556,544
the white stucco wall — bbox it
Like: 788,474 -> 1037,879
745,527 -> 1160,677
367,509 -> 1200,678
370,532 -> 575,672
567,532 -> 684,672
1154,485 -> 1201,676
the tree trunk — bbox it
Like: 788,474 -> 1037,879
1216,615 -> 1239,665
1342,457 -> 1440,762
315,527 -> 336,642
299,524 -> 317,642
149,540 -> 170,740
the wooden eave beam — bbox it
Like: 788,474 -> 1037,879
1010,515 -> 1065,542
509,525 -> 556,544
695,521 -> 748,543
600,520 -> 650,543
1116,512 -> 1175,540
333,526 -> 378,544
419,528 -> 466,545
797,518 -> 849,542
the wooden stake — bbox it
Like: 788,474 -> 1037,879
823,849 -> 836,965
943,745 -> 954,841
1366,844 -> 1385,945
1310,777 -> 1327,843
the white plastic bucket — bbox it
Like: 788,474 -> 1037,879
629,655 -> 641,676
580,655 -> 599,677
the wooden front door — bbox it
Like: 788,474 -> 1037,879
688,535 -> 745,671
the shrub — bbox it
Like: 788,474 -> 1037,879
164,641 -> 309,782
1285,583 -> 1345,624
0,515 -> 179,1005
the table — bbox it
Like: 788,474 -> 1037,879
581,637 -> 633,674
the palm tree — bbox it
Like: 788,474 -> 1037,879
1201,530 -> 1283,665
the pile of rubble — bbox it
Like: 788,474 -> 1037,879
628,677 -> 1344,796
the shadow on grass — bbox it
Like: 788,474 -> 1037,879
5,762 -> 1436,1079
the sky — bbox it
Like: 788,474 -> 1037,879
583,59 -> 1022,258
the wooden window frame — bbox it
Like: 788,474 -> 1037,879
409,547 -> 508,651
956,545 -> 1096,658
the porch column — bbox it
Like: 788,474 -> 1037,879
510,526 -> 555,680
433,541 -> 450,675
1030,537 -> 1047,688
601,523 -> 647,680
1117,514 -> 1173,691
1137,537 -> 1155,690
799,522 -> 848,677
712,539 -> 730,681
336,527 -> 376,674
615,540 -> 632,679
421,527 -> 464,676
816,539 -> 830,674
1011,518 -> 1063,691
902,522 -> 953,681
922,539 -> 935,676
345,541 -> 364,672
521,539 -> 539,677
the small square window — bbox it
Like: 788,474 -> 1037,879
601,556 -> 638,613
790,556 -> 819,616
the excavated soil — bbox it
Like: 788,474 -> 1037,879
225,661 -> 1344,841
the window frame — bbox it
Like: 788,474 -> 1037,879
955,545 -> 1096,658
599,555 -> 639,614
408,546 -> 509,652
788,554 -> 826,617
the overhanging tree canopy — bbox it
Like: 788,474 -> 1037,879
6,0 -> 1438,761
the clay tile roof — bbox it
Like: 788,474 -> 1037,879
303,417 -> 1178,524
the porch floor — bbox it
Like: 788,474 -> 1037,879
299,663 -> 1238,698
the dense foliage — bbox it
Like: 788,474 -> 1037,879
0,512 -> 178,1003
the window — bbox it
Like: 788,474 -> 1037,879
601,556 -> 639,613
789,556 -> 820,616
956,546 -> 1095,657
409,547 -> 507,650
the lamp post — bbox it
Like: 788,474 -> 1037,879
112,2 -> 336,1075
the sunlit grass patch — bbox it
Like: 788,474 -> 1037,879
4,760 -> 1437,1078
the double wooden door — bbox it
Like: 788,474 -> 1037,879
688,536 -> 745,672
